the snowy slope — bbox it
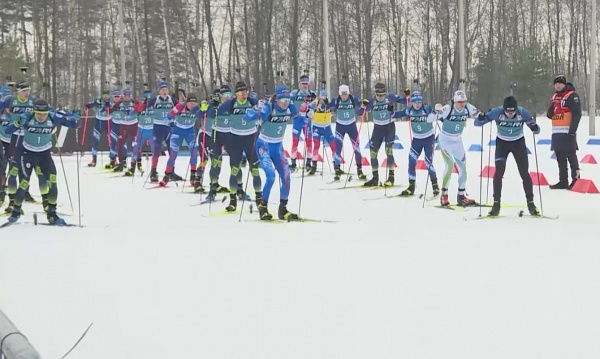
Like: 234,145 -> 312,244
1,116 -> 599,359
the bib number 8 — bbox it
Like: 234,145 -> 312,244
416,125 -> 422,131
455,124 -> 460,131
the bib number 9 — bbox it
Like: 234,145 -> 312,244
416,125 -> 422,132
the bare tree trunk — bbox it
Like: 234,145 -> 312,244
51,0 -> 58,104
143,0 -> 155,86
290,0 -> 300,87
159,0 -> 173,82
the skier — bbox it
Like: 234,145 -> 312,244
246,85 -> 299,221
85,88 -> 111,167
356,82 -> 397,187
189,99 -> 212,193
127,88 -> 154,176
218,81 -> 261,212
306,89 -> 337,175
145,80 -> 179,183
328,84 -> 366,181
0,84 -> 10,205
546,75 -> 582,189
160,93 -> 200,187
289,75 -> 316,171
4,99 -> 80,225
191,89 -> 231,195
394,91 -> 439,196
105,88 -> 123,169
111,88 -> 138,172
203,85 -> 237,201
433,89 -> 480,206
0,80 -> 44,212
475,96 -> 540,216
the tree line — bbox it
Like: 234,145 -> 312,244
0,0 -> 597,113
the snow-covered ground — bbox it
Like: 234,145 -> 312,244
1,116 -> 599,358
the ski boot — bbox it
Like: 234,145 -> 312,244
124,165 -> 135,177
257,199 -> 273,220
4,195 -> 23,214
254,192 -> 263,207
47,206 -> 66,225
42,194 -> 49,212
240,156 -> 248,168
488,200 -> 501,216
7,205 -> 22,223
400,180 -> 415,196
167,172 -> 184,182
237,188 -> 251,201
225,194 -> 237,212
527,200 -> 540,216
204,186 -> 218,202
194,181 -> 205,194
113,160 -> 125,172
440,188 -> 450,207
150,169 -> 159,183
305,158 -> 312,170
87,155 -> 97,167
431,179 -> 440,196
159,173 -> 170,187
104,157 -> 116,170
333,167 -> 343,181
0,189 -> 5,206
307,161 -> 317,175
457,192 -> 477,207
363,172 -> 379,187
290,159 -> 297,172
356,167 -> 367,180
136,160 -> 144,173
383,170 -> 395,187
24,191 -> 35,203
278,199 -> 299,221
215,184 -> 229,193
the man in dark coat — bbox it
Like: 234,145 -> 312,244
546,75 -> 581,189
